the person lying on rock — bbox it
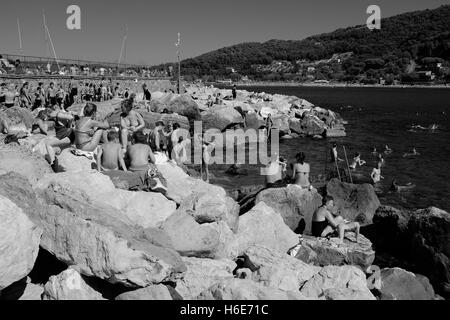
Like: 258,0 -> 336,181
96,129 -> 127,172
127,130 -> 167,194
74,102 -> 110,152
311,195 -> 360,244
120,98 -> 145,152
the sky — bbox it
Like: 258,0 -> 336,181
0,0 -> 448,66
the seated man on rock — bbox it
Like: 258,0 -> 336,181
311,195 -> 360,244
127,130 -> 167,194
96,129 -> 127,172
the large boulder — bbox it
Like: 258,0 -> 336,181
115,284 -> 174,300
326,179 -> 380,225
197,278 -> 306,300
288,118 -> 303,134
201,105 -> 244,131
271,114 -> 290,135
408,207 -> 450,295
56,148 -> 97,172
43,268 -> 105,300
0,106 -> 34,132
376,268 -> 438,300
1,171 -> 186,288
175,257 -> 236,299
242,245 -> 320,292
161,210 -> 237,259
233,202 -> 299,256
255,186 -> 322,234
37,171 -> 177,229
301,114 -> 326,136
295,233 -> 375,269
300,265 -> 375,300
159,93 -> 202,122
0,195 -> 42,290
0,144 -> 53,185
157,162 -> 239,231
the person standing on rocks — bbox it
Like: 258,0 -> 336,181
120,99 -> 145,152
370,161 -> 384,184
232,85 -> 237,100
311,195 -> 360,244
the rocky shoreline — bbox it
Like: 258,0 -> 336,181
0,82 -> 448,300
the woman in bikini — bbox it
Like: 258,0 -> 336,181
292,152 -> 312,190
74,102 -> 110,152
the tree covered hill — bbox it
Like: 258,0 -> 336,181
156,5 -> 450,83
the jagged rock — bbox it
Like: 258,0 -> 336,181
295,233 -> 375,269
0,106 -> 34,132
159,93 -> 202,121
255,185 -> 322,234
157,162 -> 239,231
197,278 -> 307,300
408,207 -> 450,295
0,195 -> 42,290
201,105 -> 244,131
56,148 -> 97,172
1,171 -> 186,288
37,171 -> 177,229
161,210 -> 237,259
325,128 -> 346,137
43,268 -> 105,300
115,284 -> 174,300
233,202 -> 299,256
300,265 -> 375,300
0,144 -> 53,185
271,114 -> 290,134
377,268 -> 437,300
242,245 -> 320,292
19,282 -> 44,300
326,178 -> 380,225
175,257 -> 236,299
289,118 -> 303,134
301,114 -> 326,136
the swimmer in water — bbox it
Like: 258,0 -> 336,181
391,179 -> 416,192
371,147 -> 377,155
370,162 -> 384,184
349,152 -> 366,170
403,148 -> 420,157
429,124 -> 438,131
384,145 -> 393,154
377,153 -> 385,167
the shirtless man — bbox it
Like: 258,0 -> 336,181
127,131 -> 166,193
2,84 -> 19,108
46,82 -> 57,107
97,130 -> 127,171
311,195 -> 360,244
120,98 -> 145,150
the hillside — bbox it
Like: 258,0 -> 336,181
156,5 -> 450,84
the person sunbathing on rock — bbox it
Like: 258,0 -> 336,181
96,130 -> 127,172
74,102 -> 110,152
311,195 -> 360,244
127,130 -> 166,193
120,98 -> 145,151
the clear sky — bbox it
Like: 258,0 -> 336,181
0,0 -> 448,66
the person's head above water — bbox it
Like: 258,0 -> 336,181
296,152 -> 306,164
155,121 -> 164,129
83,102 -> 97,118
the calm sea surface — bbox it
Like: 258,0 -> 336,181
210,86 -> 450,212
